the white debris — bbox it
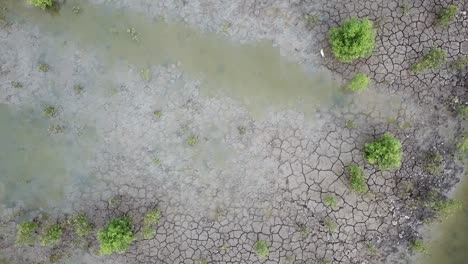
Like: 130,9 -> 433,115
320,49 -> 325,57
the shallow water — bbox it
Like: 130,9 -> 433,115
3,0 -> 342,116
420,170 -> 468,264
0,104 -> 95,211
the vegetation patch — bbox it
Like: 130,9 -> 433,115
409,239 -> 425,253
450,56 -> 468,71
457,105 -> 468,118
347,73 -> 369,92
364,133 -> 403,170
98,216 -> 135,255
254,240 -> 269,258
40,223 -> 63,246
43,105 -> 58,118
28,0 -> 53,10
73,84 -> 84,95
142,209 -> 161,239
436,5 -> 458,26
348,164 -> 367,193
411,47 -> 447,73
323,195 -> 338,207
69,212 -> 93,237
187,135 -> 199,146
422,151 -> 444,175
16,221 -> 39,245
323,217 -> 337,233
329,17 -> 376,63
432,198 -> 462,220
38,63 -> 49,72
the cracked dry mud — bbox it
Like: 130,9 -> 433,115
0,0 -> 467,264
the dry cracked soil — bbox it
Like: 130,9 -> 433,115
0,0 -> 467,264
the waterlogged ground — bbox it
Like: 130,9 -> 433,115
0,0 -> 467,264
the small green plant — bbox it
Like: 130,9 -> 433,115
323,195 -> 338,207
329,17 -> 376,62
457,105 -> 468,118
254,240 -> 269,258
48,124 -> 64,134
40,223 -> 63,246
422,151 -> 444,175
16,221 -> 38,245
139,209 -> 159,238
457,137 -> 468,153
297,223 -> 310,238
11,81 -> 23,89
409,239 -> 425,253
411,48 -> 447,73
69,212 -> 93,237
367,242 -> 378,256
73,84 -> 84,95
198,258 -> 208,264
364,133 -> 403,170
153,110 -> 162,118
237,126 -> 247,135
432,198 -> 462,219
43,105 -> 58,118
348,164 -> 367,193
436,5 -> 458,26
98,217 -> 135,255
347,73 -> 370,92
28,0 -> 53,10
304,13 -> 319,29
38,63 -> 49,72
187,135 -> 199,146
140,68 -> 151,81
220,244 -> 229,252
450,56 -> 468,70
345,119 -> 357,129
323,217 -> 337,233
400,0 -> 411,16
72,5 -> 81,14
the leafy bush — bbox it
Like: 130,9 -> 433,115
365,133 -> 403,170
409,239 -> 425,253
450,56 -> 468,70
347,73 -> 369,92
98,217 -> 135,255
28,0 -> 53,10
411,48 -> 446,73
323,195 -> 338,207
348,165 -> 367,193
69,212 -> 93,237
254,240 -> 269,258
436,5 -> 458,26
40,223 -> 63,246
422,151 -> 443,175
16,221 -> 38,245
329,17 -> 376,62
43,105 -> 58,118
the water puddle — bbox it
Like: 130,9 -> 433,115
0,104 -> 95,211
3,0 -> 342,116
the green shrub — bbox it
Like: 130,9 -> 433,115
40,223 -> 62,246
458,137 -> 468,152
98,217 -> 135,255
450,56 -> 468,70
16,221 -> 38,245
348,165 -> 367,193
28,0 -> 53,10
409,239 -> 425,253
69,213 -> 93,237
411,48 -> 447,73
422,151 -> 444,175
364,133 -> 403,170
457,105 -> 468,118
187,135 -> 199,146
432,198 -> 462,219
436,5 -> 458,26
329,17 -> 376,62
254,240 -> 269,258
142,209 -> 161,239
38,63 -> 49,72
347,73 -> 369,92
323,217 -> 337,233
43,105 -> 58,118
323,195 -> 338,207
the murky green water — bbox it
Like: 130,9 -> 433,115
3,0 -> 341,116
420,171 -> 468,264
0,104 -> 95,211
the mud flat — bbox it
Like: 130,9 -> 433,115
0,0 -> 467,264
